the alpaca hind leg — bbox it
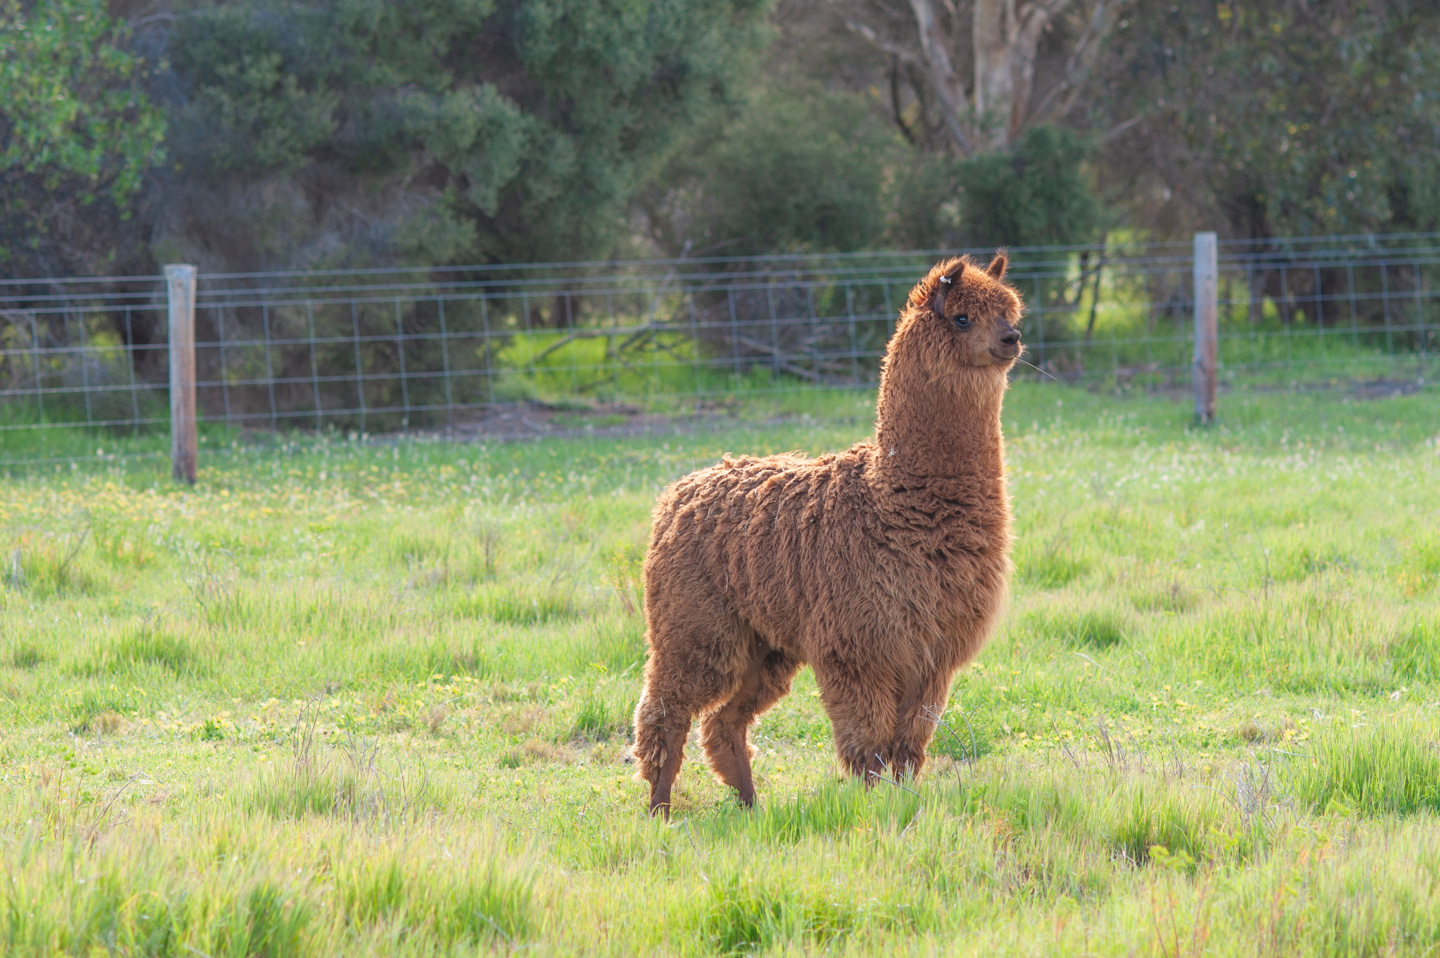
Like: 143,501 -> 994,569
633,634 -> 745,817
633,692 -> 690,817
700,648 -> 801,807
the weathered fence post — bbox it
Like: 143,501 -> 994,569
166,264 -> 198,483
1192,232 -> 1218,424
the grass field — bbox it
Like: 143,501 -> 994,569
2,381 -> 1439,956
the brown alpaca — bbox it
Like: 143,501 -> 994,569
632,253 -> 1022,816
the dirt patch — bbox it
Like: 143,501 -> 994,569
408,401 -> 861,444
1352,378 -> 1427,400
431,401 -> 697,441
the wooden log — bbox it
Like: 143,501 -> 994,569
1192,232 -> 1218,424
166,265 -> 198,484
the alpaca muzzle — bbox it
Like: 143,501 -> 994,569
991,325 -> 1021,360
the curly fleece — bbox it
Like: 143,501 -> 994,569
633,253 -> 1023,814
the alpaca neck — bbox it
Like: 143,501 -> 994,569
873,354 -> 1007,480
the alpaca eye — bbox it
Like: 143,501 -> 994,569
954,315 -> 971,328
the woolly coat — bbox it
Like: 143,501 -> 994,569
635,255 -> 1019,804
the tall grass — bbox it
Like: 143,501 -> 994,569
1,382 -> 1438,955
1288,719 -> 1440,816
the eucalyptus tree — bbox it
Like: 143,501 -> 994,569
0,0 -> 165,277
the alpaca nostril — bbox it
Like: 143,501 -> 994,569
1000,330 -> 1020,346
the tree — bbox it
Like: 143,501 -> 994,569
884,123 -> 1104,250
957,124 -> 1101,244
0,0 -> 165,276
828,0 -> 1124,154
1093,1 -> 1440,240
748,0 -> 1113,251
661,87 -> 898,257
146,0 -> 772,272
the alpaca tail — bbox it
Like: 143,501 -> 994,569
631,689 -> 668,784
632,686 -> 692,817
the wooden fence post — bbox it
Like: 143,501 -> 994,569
1192,232 -> 1218,424
166,264 -> 198,484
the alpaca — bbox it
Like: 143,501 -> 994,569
632,253 -> 1021,816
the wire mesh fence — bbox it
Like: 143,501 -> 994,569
1,232 -> 1435,463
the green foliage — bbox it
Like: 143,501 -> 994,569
340,856 -> 531,944
669,107 -> 1103,255
160,0 -> 771,268
76,625 -> 205,679
1015,530 -> 1091,589
177,43 -> 339,176
0,0 -> 164,200
565,686 -> 633,742
1,385 -> 1439,954
0,0 -> 165,270
699,875 -> 886,953
1391,617 -> 1440,681
4,528 -> 94,596
4,640 -> 46,670
12,0 -> 1440,278
227,883 -> 314,958
885,150 -> 965,251
453,584 -> 581,625
956,125 -> 1103,248
877,125 -> 1103,251
1100,2 -> 1440,237
1018,608 -> 1126,650
704,780 -> 921,845
681,88 -> 897,255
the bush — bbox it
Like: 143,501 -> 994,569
957,125 -> 1103,248
682,88 -> 898,256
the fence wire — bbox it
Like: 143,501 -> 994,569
1,234 -> 1435,457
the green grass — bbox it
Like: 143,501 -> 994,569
1,380 -> 1439,955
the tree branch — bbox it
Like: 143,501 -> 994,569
909,0 -> 975,154
890,59 -> 919,145
1101,112 -> 1146,143
832,8 -> 924,68
1029,0 -> 1123,125
732,335 -> 822,380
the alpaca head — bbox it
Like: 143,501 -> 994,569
903,252 -> 1023,371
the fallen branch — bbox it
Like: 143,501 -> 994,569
531,320 -> 680,365
732,335 -> 821,381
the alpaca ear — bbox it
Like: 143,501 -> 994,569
929,260 -> 966,315
987,251 -> 1008,279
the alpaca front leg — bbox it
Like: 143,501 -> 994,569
647,725 -> 690,818
700,702 -> 757,807
813,656 -> 898,785
888,669 -> 957,780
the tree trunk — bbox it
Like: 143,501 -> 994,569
840,0 -> 1114,157
972,0 -> 1074,150
907,0 -> 972,152
972,0 -> 1019,148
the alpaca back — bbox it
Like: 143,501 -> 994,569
649,448 -> 863,652
646,438 -> 1008,671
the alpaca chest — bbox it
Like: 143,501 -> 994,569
873,505 -> 1011,664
